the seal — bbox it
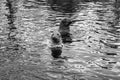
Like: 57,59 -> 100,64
49,31 -> 63,58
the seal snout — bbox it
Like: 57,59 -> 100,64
51,31 -> 61,44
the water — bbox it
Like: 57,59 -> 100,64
0,0 -> 120,80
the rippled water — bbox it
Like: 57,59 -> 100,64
0,0 -> 120,80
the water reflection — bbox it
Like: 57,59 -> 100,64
47,0 -> 80,13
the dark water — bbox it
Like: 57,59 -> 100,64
0,0 -> 120,80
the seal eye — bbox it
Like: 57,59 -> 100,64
57,33 -> 61,37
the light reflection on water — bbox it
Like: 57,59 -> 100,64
19,0 -> 120,80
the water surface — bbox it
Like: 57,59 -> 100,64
0,0 -> 120,80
